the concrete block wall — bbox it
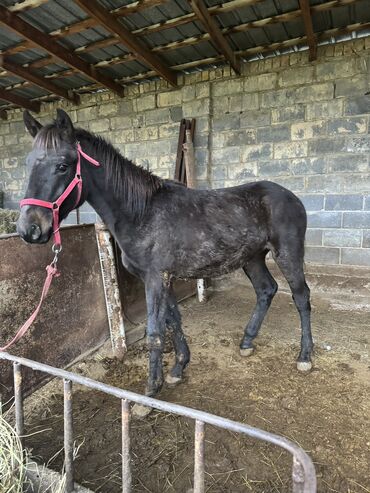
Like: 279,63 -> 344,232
1,37 -> 370,266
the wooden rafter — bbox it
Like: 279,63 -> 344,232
1,0 -> 265,57
3,0 -> 167,56
1,17 -> 368,112
19,19 -> 370,93
8,0 -> 48,12
190,0 -> 240,74
299,0 -> 317,61
24,1 -> 363,70
0,56 -> 79,104
119,21 -> 370,80
0,87 -> 40,112
0,4 -> 125,96
1,0 -> 357,62
0,16 -> 368,110
0,1 -> 365,86
74,0 -> 177,86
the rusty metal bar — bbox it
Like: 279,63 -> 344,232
13,362 -> 24,444
64,379 -> 74,493
121,399 -> 131,493
194,420 -> 205,493
0,352 -> 316,492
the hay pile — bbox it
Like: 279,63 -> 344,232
0,413 -> 68,493
0,414 -> 26,493
0,209 -> 20,235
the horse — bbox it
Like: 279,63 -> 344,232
17,109 -> 313,404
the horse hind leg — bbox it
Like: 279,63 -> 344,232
165,291 -> 190,386
240,253 -> 278,356
273,247 -> 313,372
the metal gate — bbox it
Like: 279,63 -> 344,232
0,352 -> 317,493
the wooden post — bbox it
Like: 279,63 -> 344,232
183,129 -> 196,189
182,129 -> 208,304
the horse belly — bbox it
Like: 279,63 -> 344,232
173,235 -> 264,279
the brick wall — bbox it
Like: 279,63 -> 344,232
1,38 -> 370,266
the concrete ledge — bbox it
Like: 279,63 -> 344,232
210,262 -> 370,300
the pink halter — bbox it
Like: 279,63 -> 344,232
20,143 -> 101,248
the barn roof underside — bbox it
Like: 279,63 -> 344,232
0,0 -> 369,116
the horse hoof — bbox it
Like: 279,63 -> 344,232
240,347 -> 254,357
132,403 -> 152,418
297,361 -> 312,372
165,374 -> 182,386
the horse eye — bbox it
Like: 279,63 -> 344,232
58,164 -> 68,172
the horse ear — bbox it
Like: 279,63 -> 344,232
23,110 -> 42,138
55,109 -> 75,141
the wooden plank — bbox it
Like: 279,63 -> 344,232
0,0 -> 263,57
113,0 -> 166,16
175,119 -> 187,182
74,0 -> 177,86
0,0 -> 359,67
0,56 -> 79,104
8,0 -> 48,12
1,19 -> 369,105
118,20 -> 370,80
0,87 -> 40,112
183,129 -> 196,189
299,0 -> 317,61
0,4 -> 125,96
190,0 -> 240,74
48,0 -> 355,70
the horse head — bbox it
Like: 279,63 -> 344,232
17,109 -> 80,244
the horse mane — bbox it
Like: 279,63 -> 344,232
33,124 -> 163,221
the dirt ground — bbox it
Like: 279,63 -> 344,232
21,277 -> 370,493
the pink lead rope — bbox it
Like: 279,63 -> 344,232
0,143 -> 101,352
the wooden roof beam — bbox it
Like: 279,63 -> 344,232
1,19 -> 369,102
3,6 -> 366,85
0,4 -> 125,96
74,0 -> 177,86
0,56 -> 80,104
2,0 -> 357,58
72,0 -> 359,57
299,0 -> 317,61
190,0 -> 240,73
8,0 -> 48,12
0,87 -> 40,112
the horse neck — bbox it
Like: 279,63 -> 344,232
78,134 -> 139,238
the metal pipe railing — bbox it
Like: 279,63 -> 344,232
0,352 -> 317,493
13,362 -> 24,445
121,398 -> 131,493
194,419 -> 205,493
64,379 -> 74,492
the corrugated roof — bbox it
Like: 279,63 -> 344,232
0,0 -> 369,112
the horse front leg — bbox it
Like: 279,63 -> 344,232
144,276 -> 169,397
132,276 -> 168,418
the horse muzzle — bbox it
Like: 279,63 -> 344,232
17,208 -> 53,244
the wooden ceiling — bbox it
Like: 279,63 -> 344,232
0,0 -> 369,118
